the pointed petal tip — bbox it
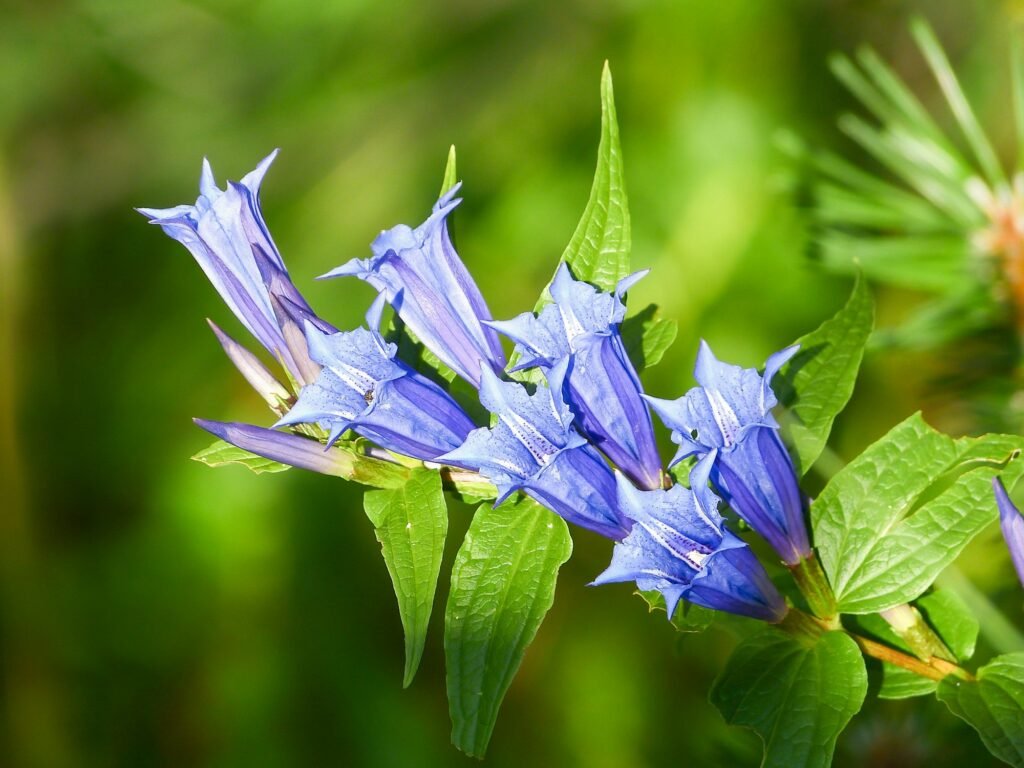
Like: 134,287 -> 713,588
318,259 -> 363,281
365,292 -> 388,331
615,269 -> 649,297
994,477 -> 1019,519
205,317 -> 227,338
193,417 -> 226,437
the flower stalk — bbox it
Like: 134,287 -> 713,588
788,553 -> 838,625
851,633 -> 972,683
777,606 -> 825,643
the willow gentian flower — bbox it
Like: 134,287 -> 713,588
275,295 -> 476,462
591,459 -> 787,622
645,341 -> 810,565
487,263 -> 662,490
139,151 -> 317,384
439,362 -> 628,540
993,478 -> 1024,588
322,184 -> 506,387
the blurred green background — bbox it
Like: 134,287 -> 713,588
3,0 -> 1024,765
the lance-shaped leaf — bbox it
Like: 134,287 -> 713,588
774,276 -> 874,477
445,495 -> 572,757
364,469 -> 448,687
710,628 -> 867,768
938,653 -> 1024,768
812,414 -> 1024,613
543,61 -> 630,301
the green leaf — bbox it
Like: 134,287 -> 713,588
775,276 -> 874,477
875,663 -> 937,700
938,653 -> 1024,767
445,496 -> 572,757
191,439 -> 292,474
440,144 -> 458,196
853,589 -> 979,700
918,588 -> 979,662
363,469 -> 449,687
543,61 -> 630,301
710,629 -> 867,768
636,590 -> 715,633
812,414 -> 1024,613
620,303 -> 678,372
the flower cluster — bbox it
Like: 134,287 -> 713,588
142,152 -> 818,625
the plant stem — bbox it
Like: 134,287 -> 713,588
788,553 -> 839,624
779,608 -> 973,682
851,633 -> 972,682
778,605 -> 826,643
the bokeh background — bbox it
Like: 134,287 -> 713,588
3,0 -> 1024,766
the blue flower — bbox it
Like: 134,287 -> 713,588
591,459 -> 787,622
645,341 -> 810,565
322,184 -> 506,387
439,362 -> 629,540
275,295 -> 476,462
139,151 -> 319,385
993,478 -> 1024,589
488,263 -> 663,490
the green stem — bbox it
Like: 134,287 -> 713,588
788,553 -> 839,624
777,606 -> 826,643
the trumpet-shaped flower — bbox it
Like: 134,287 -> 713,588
993,478 -> 1024,588
439,362 -> 628,540
275,295 -> 476,462
488,263 -> 662,489
646,341 -> 810,565
592,460 -> 787,622
139,151 -> 318,383
322,184 -> 506,387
